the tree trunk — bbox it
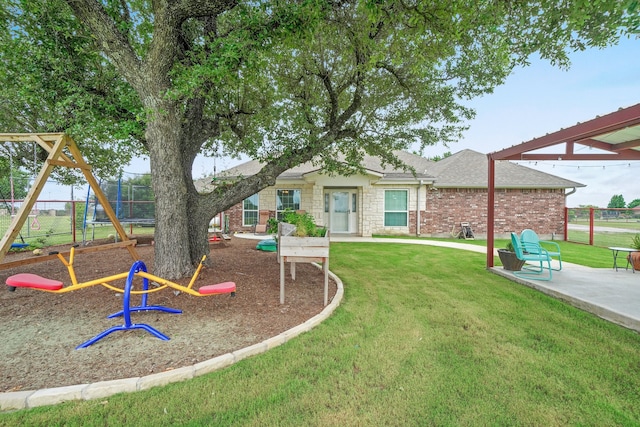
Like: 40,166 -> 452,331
146,113 -> 194,280
186,191 -> 213,268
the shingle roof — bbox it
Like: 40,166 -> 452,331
195,148 -> 584,191
427,149 -> 584,189
212,151 -> 436,181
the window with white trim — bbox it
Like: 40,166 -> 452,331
276,189 -> 301,219
243,194 -> 259,226
384,190 -> 408,226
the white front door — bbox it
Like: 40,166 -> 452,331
326,189 -> 358,234
331,191 -> 350,233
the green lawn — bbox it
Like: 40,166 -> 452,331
571,219 -> 640,231
2,214 -> 155,249
2,241 -> 639,425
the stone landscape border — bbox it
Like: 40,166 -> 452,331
0,266 -> 344,412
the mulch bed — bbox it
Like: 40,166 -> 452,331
0,236 -> 336,392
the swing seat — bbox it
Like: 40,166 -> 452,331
6,273 -> 64,291
197,281 -> 236,295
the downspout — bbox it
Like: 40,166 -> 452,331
563,187 -> 577,242
487,155 -> 496,269
416,180 -> 423,236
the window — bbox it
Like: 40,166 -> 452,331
384,190 -> 408,226
276,189 -> 301,219
243,194 -> 259,226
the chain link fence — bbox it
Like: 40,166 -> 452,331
1,199 -> 155,249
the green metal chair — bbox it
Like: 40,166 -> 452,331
520,229 -> 562,271
510,232 -> 553,281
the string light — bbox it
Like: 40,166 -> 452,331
516,161 -> 640,170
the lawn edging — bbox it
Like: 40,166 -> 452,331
0,266 -> 344,412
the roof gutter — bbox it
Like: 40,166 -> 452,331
417,180 -> 424,236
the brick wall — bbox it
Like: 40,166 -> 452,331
224,186 -> 567,239
420,188 -> 565,238
225,203 -> 246,233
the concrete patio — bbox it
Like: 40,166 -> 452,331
490,260 -> 640,332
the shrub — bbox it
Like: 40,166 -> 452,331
269,209 -> 327,237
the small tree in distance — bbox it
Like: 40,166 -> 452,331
608,194 -> 626,209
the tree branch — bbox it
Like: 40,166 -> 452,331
65,0 -> 144,90
173,0 -> 238,21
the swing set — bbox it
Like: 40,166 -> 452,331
1,133 -> 236,348
0,133 -> 131,262
2,140 -> 40,248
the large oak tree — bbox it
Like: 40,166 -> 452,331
1,0 -> 636,278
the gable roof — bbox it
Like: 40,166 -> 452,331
427,149 -> 584,189
195,149 -> 583,191
212,151 -> 436,182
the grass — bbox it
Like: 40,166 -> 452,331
2,241 -> 640,425
1,214 -> 155,249
374,235 -> 615,268
571,219 -> 640,231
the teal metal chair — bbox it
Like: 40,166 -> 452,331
510,232 -> 553,281
520,229 -> 562,271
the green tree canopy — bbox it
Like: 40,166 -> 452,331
608,194 -> 626,209
628,199 -> 640,209
1,0 -> 637,278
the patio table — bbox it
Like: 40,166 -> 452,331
608,247 -> 638,272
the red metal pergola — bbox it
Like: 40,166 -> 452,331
486,103 -> 640,268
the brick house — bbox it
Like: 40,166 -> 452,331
195,149 -> 583,239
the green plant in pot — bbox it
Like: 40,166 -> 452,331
497,240 -> 525,271
628,234 -> 640,271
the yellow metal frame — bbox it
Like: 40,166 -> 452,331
34,248 -> 212,296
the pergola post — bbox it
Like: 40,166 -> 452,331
487,156 -> 496,268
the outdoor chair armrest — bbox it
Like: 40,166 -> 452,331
521,242 -> 550,257
539,240 -> 561,252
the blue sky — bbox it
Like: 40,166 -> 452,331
46,36 -> 640,208
422,36 -> 640,207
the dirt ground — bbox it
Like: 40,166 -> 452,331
0,236 -> 336,393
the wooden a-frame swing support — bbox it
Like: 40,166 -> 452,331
0,133 -> 139,265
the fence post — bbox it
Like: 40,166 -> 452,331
72,200 -> 76,243
589,207 -> 595,246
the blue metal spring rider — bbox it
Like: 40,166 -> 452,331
76,260 -> 182,349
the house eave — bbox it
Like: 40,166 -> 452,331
434,184 -> 586,189
375,178 -> 435,185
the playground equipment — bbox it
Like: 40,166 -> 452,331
83,174 -> 156,242
1,134 -> 235,348
1,144 -> 39,247
0,133 -> 139,264
5,245 -> 235,296
77,260 -> 178,349
5,244 -> 236,348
